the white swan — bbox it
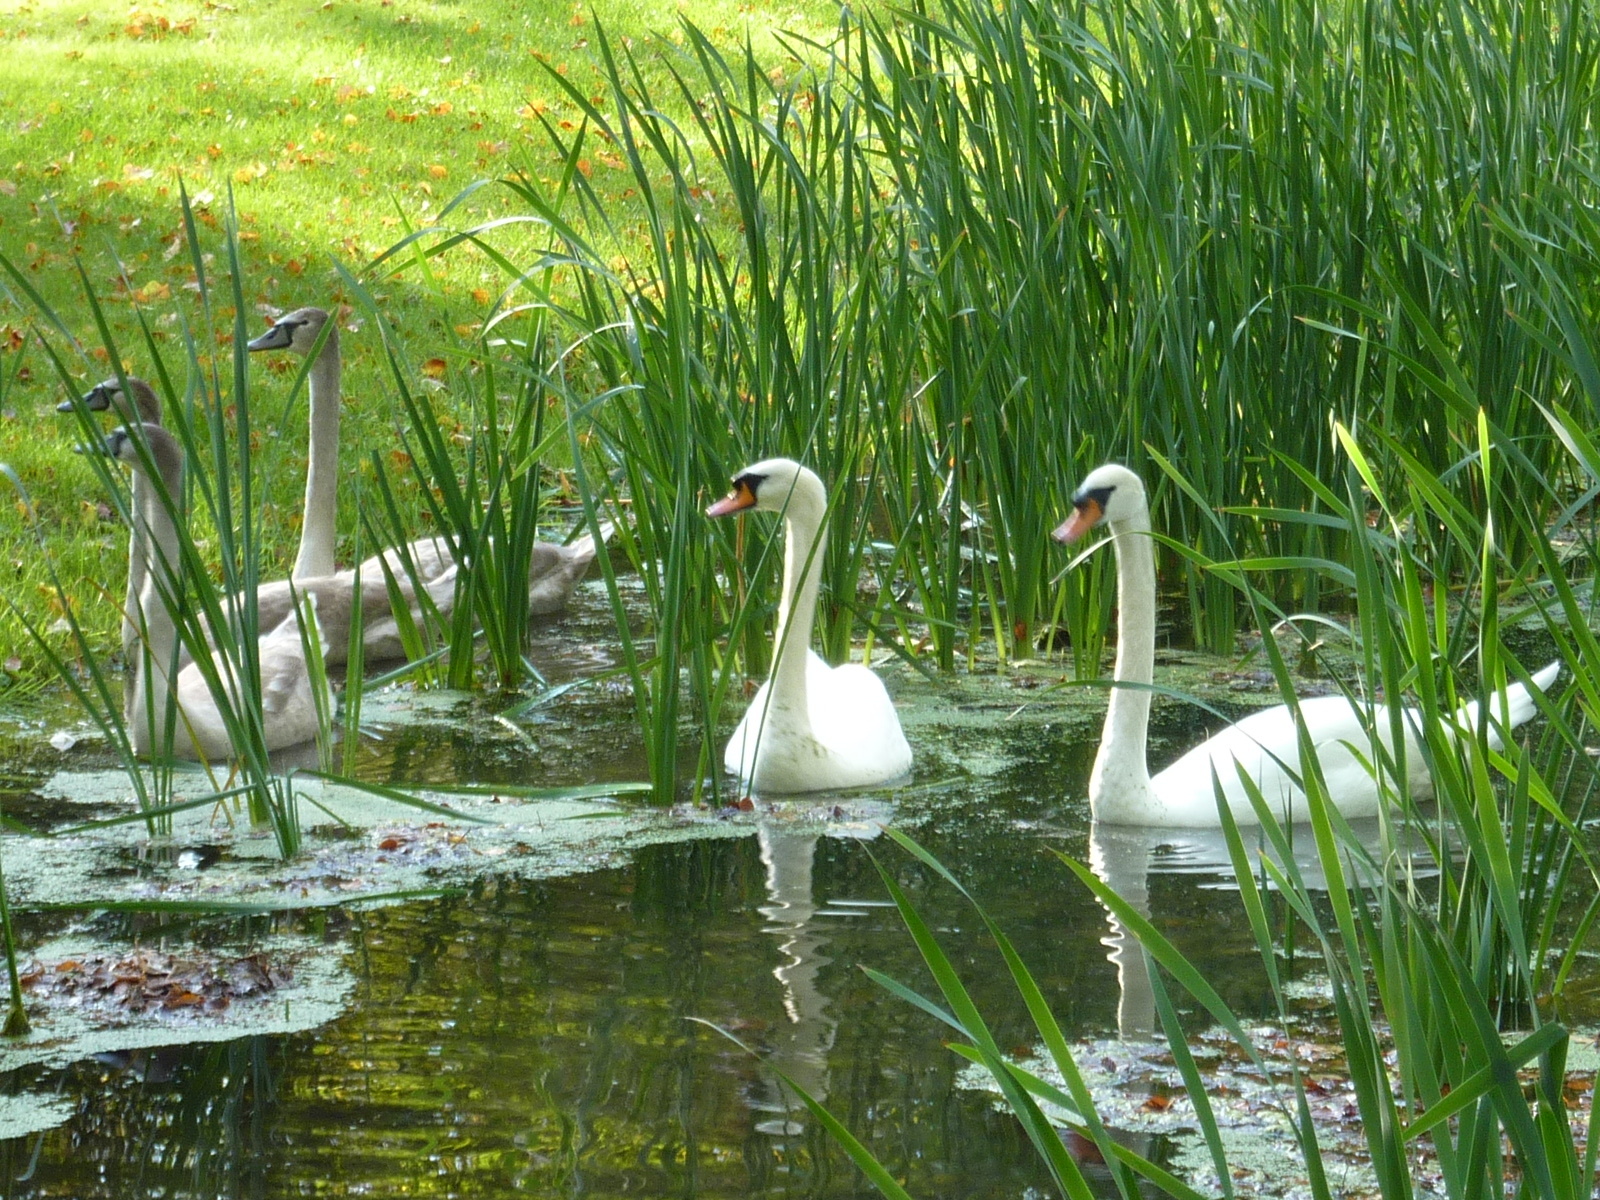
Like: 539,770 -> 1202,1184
708,458 -> 912,794
1056,462 -> 1559,827
247,305 -> 604,616
98,423 -> 332,761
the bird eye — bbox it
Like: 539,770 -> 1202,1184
1075,485 -> 1114,511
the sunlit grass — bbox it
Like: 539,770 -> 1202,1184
0,0 -> 844,672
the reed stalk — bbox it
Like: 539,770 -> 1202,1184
0,825 -> 26,1037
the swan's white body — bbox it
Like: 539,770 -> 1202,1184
1059,463 -> 1558,827
710,459 -> 912,794
108,423 -> 332,761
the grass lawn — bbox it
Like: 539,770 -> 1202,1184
0,0 -> 840,680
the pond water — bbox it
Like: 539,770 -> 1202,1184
0,584 -> 1588,1198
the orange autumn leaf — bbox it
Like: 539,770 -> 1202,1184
426,163 -> 448,178
421,358 -> 447,379
125,12 -> 172,38
470,288 -> 490,306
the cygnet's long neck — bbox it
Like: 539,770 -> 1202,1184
769,474 -> 828,731
294,328 -> 340,580
128,429 -> 185,757
1091,509 -> 1158,818
123,461 -> 149,651
113,385 -> 163,664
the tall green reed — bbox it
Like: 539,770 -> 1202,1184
0,819 -> 25,1037
870,0 -> 1595,652
398,0 -> 1600,803
2,455 -> 173,836
423,21 -> 933,800
1188,413 -> 1598,1012
770,408 -> 1599,1196
1136,417 -> 1596,1187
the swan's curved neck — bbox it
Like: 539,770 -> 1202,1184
769,479 -> 827,733
1091,513 -> 1157,819
294,330 -> 340,580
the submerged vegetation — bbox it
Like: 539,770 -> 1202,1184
2,0 -> 1600,1193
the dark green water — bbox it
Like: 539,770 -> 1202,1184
0,824 -> 1284,1198
0,588 -> 1465,1198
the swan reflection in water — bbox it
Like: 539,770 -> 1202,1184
746,818 -> 890,1136
1088,815 -> 1441,1038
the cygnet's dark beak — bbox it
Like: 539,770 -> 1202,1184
247,322 -> 295,352
58,382 -> 115,415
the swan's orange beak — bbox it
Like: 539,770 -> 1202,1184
1052,498 -> 1101,544
707,479 -> 757,518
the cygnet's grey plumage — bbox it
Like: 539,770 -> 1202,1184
61,374 -> 431,667
61,378 -> 163,724
96,423 -> 332,761
249,303 -> 612,619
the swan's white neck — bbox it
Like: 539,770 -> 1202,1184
1090,511 -> 1159,822
767,475 -> 828,740
294,330 -> 340,580
129,435 -> 185,758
